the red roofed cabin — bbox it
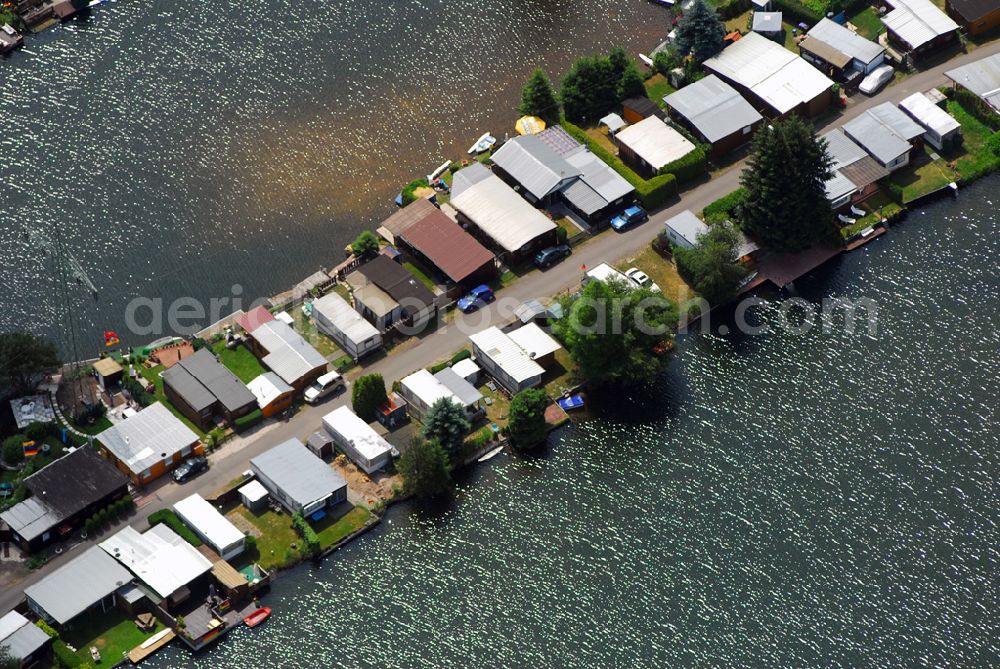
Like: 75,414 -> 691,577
395,201 -> 497,289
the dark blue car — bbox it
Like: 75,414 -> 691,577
457,284 -> 495,313
610,205 -> 648,232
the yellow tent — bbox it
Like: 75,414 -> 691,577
515,115 -> 546,136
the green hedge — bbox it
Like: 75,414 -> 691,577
234,408 -> 263,432
659,146 -> 707,185
148,509 -> 202,546
292,512 -> 320,557
703,188 -> 747,223
714,0 -> 750,20
954,89 -> 1000,131
562,120 -> 678,209
771,0 -> 822,25
450,349 -> 471,364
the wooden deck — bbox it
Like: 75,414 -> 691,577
127,629 -> 176,664
844,225 -> 888,251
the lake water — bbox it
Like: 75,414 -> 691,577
0,0 -> 665,350
145,182 -> 1000,667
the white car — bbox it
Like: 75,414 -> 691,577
859,65 -> 895,96
625,267 -> 661,292
304,370 -> 345,405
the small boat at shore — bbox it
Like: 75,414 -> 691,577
478,445 -> 504,462
244,607 -> 272,628
557,395 -> 585,411
638,53 -> 654,67
467,132 -> 496,155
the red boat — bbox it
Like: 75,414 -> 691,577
243,607 -> 272,628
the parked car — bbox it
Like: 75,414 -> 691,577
304,370 -> 346,405
457,285 -> 495,313
859,65 -> 894,96
625,267 -> 661,292
172,456 -> 208,483
534,244 -> 571,269
610,206 -> 648,232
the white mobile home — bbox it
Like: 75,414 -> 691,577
663,210 -> 709,249
173,493 -> 246,561
311,291 -> 383,360
468,326 -> 545,394
322,406 -> 394,474
898,92 -> 962,151
250,439 -> 348,515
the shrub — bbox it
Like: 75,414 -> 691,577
703,188 -> 747,223
291,512 -> 321,557
191,337 -> 208,351
954,89 -> 1000,131
350,230 -> 380,258
556,225 -> 568,244
123,376 -> 155,407
52,640 -> 82,668
24,421 -> 54,442
148,509 -> 203,546
987,131 -> 1000,157
659,146 -> 707,185
352,374 -> 387,422
244,534 -> 258,553
428,360 -> 450,374
26,553 -> 48,570
234,408 -> 263,432
562,120 -> 678,209
2,434 -> 26,465
885,180 -> 905,204
401,178 -> 430,206
35,619 -> 58,639
715,0 -> 750,20
449,349 -> 471,365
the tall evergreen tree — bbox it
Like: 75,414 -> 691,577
508,389 -> 550,450
617,61 -> 647,101
398,438 -> 452,500
0,332 -> 60,396
422,397 -> 471,456
674,0 -> 726,64
518,68 -> 560,125
740,118 -> 836,252
560,55 -> 616,124
351,373 -> 387,422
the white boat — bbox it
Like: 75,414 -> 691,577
427,160 -> 451,182
638,53 -> 654,67
477,445 -> 503,462
467,132 -> 496,155
140,629 -> 172,649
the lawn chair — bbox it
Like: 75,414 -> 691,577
849,205 -> 866,217
838,214 -> 856,225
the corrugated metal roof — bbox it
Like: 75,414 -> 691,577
252,320 -> 328,386
490,135 -> 582,200
563,149 -> 634,205
898,92 -> 961,136
451,174 -> 557,253
100,525 -> 212,599
450,162 -> 492,198
598,113 -> 627,133
867,102 -> 926,141
235,305 -> 275,334
805,18 -> 884,65
843,112 -> 912,164
946,53 -> 1000,112
96,403 -> 199,475
840,155 -> 891,189
0,497 -> 58,544
163,348 -> 256,414
0,611 -> 50,660
312,292 -> 382,347
250,439 -> 347,510
822,128 -> 869,169
173,494 -> 245,554
615,117 -> 696,170
246,372 -> 293,408
507,322 -> 562,360
434,367 -> 484,407
378,198 -> 440,245
322,407 -> 394,462
25,546 -> 133,625
704,33 -> 833,115
401,369 -> 463,409
883,0 -> 958,49
664,74 -> 763,144
469,326 -> 545,385
799,36 -> 853,69
664,210 -> 709,246
824,171 -> 858,200
399,210 -> 495,284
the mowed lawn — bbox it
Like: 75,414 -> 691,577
314,505 -> 372,549
62,608 -> 165,668
615,246 -> 696,305
230,506 -> 306,571
211,341 -> 267,383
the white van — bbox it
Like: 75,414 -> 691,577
304,371 -> 346,405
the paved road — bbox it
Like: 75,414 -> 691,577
3,39 -> 998,614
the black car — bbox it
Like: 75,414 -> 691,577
172,456 -> 208,483
534,244 -> 571,269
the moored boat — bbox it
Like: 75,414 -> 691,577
244,607 -> 272,628
467,132 -> 496,155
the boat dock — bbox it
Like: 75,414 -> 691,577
127,629 -> 176,664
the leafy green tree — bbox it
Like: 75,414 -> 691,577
2,434 -> 26,466
350,230 -> 380,258
556,278 -> 678,386
398,438 -> 452,499
351,373 -> 387,422
674,0 -> 726,64
608,47 -> 631,84
561,55 -> 616,124
617,61 -> 647,102
508,389 -> 550,450
740,117 -> 837,252
422,397 -> 471,456
653,48 -> 681,76
674,224 -> 749,305
0,332 -> 60,396
519,68 -> 560,125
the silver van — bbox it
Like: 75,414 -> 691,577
304,371 -> 346,405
